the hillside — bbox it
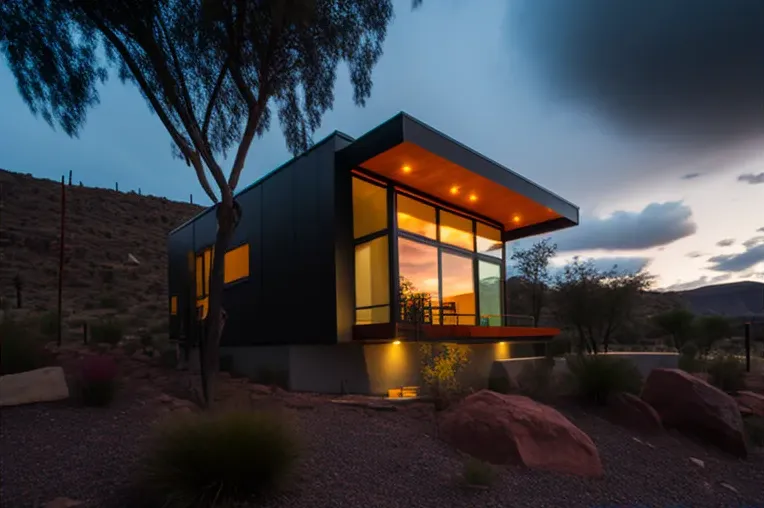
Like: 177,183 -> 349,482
0,169 -> 203,339
672,281 -> 764,317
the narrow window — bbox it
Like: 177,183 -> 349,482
170,296 -> 178,315
224,244 -> 250,284
352,177 -> 387,238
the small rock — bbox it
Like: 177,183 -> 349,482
157,394 -> 173,404
720,482 -> 739,494
689,457 -> 704,468
44,498 -> 82,508
127,253 -> 140,265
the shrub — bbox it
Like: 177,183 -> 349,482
1,314 -> 53,375
90,318 -> 123,346
80,355 -> 118,406
461,456 -> 495,488
678,341 -> 704,373
141,411 -> 298,507
39,311 -> 60,338
419,343 -> 471,410
566,354 -> 643,406
706,355 -> 745,393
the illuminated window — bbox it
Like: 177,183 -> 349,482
478,261 -> 501,326
224,244 -> 250,284
170,296 -> 178,315
353,177 -> 387,238
476,223 -> 502,258
441,252 -> 475,325
397,194 -> 436,239
195,254 -> 205,298
355,236 -> 390,324
440,211 -> 474,251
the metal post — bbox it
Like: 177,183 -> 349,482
57,175 -> 66,347
744,322 -> 751,372
68,170 -> 72,186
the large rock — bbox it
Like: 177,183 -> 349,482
736,391 -> 764,418
0,366 -> 70,407
439,390 -> 603,477
608,392 -> 663,434
641,368 -> 747,458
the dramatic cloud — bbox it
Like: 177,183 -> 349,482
716,238 -> 735,247
707,243 -> 764,272
738,173 -> 764,185
681,173 -> 702,180
743,236 -> 764,249
663,274 -> 732,292
550,201 -> 697,252
509,0 -> 764,162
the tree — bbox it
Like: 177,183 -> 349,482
0,0 -> 411,406
509,238 -> 557,327
695,315 -> 732,355
653,308 -> 695,350
551,257 -> 653,354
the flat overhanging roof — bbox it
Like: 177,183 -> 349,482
337,112 -> 579,241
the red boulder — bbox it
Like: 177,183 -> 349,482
736,391 -> 764,418
608,392 -> 663,434
641,368 -> 747,458
439,390 -> 603,477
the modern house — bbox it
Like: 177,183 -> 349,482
167,112 -> 579,395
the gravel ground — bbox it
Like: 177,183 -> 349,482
2,394 -> 763,508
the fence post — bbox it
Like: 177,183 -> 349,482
68,170 -> 72,186
190,193 -> 193,204
57,175 -> 66,347
744,322 -> 751,372
115,182 -> 119,192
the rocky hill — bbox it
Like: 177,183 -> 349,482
672,281 -> 764,318
0,168 -> 203,340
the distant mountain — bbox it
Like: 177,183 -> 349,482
673,281 -> 764,318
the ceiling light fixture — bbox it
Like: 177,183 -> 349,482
468,194 -> 477,202
449,185 -> 460,195
512,215 -> 521,224
402,165 -> 412,174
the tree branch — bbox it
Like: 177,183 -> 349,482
87,12 -> 220,204
202,59 -> 229,139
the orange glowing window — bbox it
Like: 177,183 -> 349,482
224,244 -> 250,284
195,255 -> 204,298
439,211 -> 474,251
170,296 -> 178,315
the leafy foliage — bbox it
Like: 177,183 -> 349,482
653,308 -> 696,350
706,355 -> 745,393
0,313 -> 54,375
695,315 -> 732,355
419,343 -> 471,409
141,411 -> 298,507
509,238 -> 557,327
566,354 -> 643,406
678,340 -> 704,373
552,257 -> 653,354
80,355 -> 118,406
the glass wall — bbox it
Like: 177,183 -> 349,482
478,260 -> 502,326
441,252 -> 475,325
355,236 -> 390,324
353,177 -> 387,239
397,194 -> 436,239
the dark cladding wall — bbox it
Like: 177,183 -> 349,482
168,133 -> 354,346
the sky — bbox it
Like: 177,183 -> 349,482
1,0 -> 762,291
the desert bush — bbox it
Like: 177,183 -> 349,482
678,341 -> 704,373
0,314 -> 53,375
80,355 -> 118,406
90,317 -> 124,345
419,343 -> 471,410
566,354 -> 643,406
141,411 -> 298,507
706,355 -> 745,393
39,310 -> 60,338
461,456 -> 495,488
744,417 -> 764,447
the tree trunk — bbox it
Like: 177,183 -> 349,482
199,200 -> 236,408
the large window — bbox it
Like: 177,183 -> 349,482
395,191 -> 505,326
353,177 -> 387,238
224,244 -> 250,284
355,236 -> 390,324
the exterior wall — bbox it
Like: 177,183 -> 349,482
218,341 -> 546,395
167,133 -> 355,347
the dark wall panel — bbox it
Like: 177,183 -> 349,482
167,223 -> 194,342
332,136 -> 356,342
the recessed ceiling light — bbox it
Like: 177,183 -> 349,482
402,165 -> 412,174
512,215 -> 521,224
450,185 -> 460,195
468,194 -> 478,202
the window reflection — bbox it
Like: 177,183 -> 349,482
398,237 -> 439,322
478,261 -> 501,326
397,194 -> 437,239
353,177 -> 387,239
440,211 -> 474,251
476,222 -> 502,258
355,236 -> 390,324
441,252 -> 475,325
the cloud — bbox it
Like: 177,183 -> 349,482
743,236 -> 764,248
662,273 -> 732,292
508,0 -> 764,161
759,227 -> 764,233
716,238 -> 735,247
549,201 -> 697,252
686,251 -> 704,259
681,173 -> 702,180
738,172 -> 764,184
707,243 -> 764,272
